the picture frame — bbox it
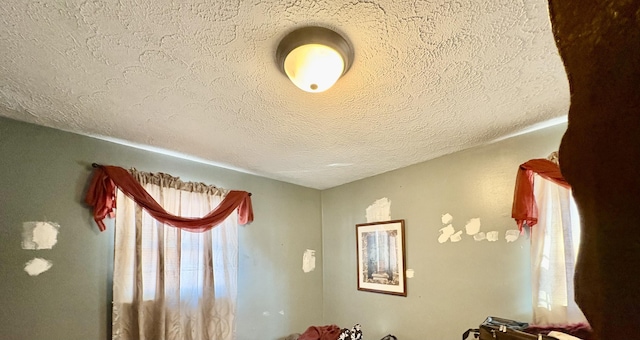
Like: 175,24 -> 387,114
356,219 -> 407,296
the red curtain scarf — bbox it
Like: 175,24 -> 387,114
85,165 -> 254,232
512,159 -> 570,231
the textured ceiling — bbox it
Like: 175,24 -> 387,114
0,0 -> 569,189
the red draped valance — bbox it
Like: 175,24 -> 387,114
85,165 -> 254,232
512,159 -> 570,231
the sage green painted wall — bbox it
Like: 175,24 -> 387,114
0,115 -> 568,340
0,117 -> 323,340
320,123 -> 568,339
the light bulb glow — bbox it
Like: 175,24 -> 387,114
283,44 -> 345,93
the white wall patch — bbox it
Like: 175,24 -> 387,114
441,213 -> 453,224
450,230 -> 463,242
302,249 -> 316,273
473,232 -> 486,241
24,258 -> 52,276
406,269 -> 415,278
505,230 -> 520,242
262,311 -> 271,317
486,231 -> 499,242
279,310 -> 285,315
465,218 -> 481,235
366,198 -> 391,223
438,224 -> 455,243
22,221 -> 59,250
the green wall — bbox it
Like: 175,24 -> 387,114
320,123 -> 567,339
0,116 -> 568,339
0,117 -> 323,340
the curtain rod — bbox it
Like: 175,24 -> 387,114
91,163 -> 252,196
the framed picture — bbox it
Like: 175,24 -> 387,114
356,219 -> 407,296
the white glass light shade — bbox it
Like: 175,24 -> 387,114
283,44 -> 345,93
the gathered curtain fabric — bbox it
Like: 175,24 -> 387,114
85,165 -> 253,232
530,175 -> 588,326
112,170 -> 238,340
512,159 -> 569,231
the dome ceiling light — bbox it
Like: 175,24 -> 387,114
276,26 -> 354,93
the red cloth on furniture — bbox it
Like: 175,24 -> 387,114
298,325 -> 341,340
526,323 -> 593,340
512,159 -> 570,231
85,165 -> 253,232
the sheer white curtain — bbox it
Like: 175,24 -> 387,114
530,175 -> 588,325
112,171 -> 238,340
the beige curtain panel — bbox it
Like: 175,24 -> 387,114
112,170 -> 238,340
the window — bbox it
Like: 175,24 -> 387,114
530,175 -> 588,326
112,171 -> 238,340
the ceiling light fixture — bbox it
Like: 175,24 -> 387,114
276,26 -> 354,93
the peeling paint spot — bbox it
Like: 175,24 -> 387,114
366,198 -> 391,223
406,269 -> 415,278
24,258 -> 52,276
473,232 -> 486,241
441,213 -> 453,224
465,218 -> 481,235
438,224 -> 455,243
505,229 -> 520,242
22,221 -> 59,250
450,230 -> 463,242
487,231 -> 499,242
302,249 -> 316,273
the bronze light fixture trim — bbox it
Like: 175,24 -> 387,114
276,26 -> 354,93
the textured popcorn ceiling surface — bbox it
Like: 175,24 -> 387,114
0,0 -> 569,189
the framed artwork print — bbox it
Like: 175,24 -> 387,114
356,219 -> 407,296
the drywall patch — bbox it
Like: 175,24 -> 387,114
441,213 -> 453,224
302,249 -> 316,273
22,221 -> 59,250
366,198 -> 391,223
473,232 -> 486,241
438,224 -> 455,243
406,269 -> 415,278
505,230 -> 520,242
24,258 -> 52,276
487,231 -> 499,242
450,230 -> 463,242
465,218 -> 481,235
